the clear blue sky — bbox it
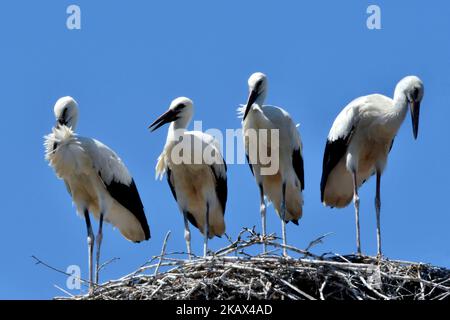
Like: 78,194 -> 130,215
0,1 -> 448,299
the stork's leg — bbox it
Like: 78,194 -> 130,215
280,182 -> 287,257
352,171 -> 362,255
259,184 -> 267,253
204,203 -> 210,258
95,212 -> 104,285
375,171 -> 382,258
183,212 -> 192,260
84,210 -> 94,293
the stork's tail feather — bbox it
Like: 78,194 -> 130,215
155,153 -> 166,180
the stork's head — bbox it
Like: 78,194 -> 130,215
243,72 -> 268,120
54,96 -> 79,130
149,97 -> 194,132
396,76 -> 424,140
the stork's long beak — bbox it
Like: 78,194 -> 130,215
148,108 -> 180,132
410,100 -> 421,140
243,90 -> 259,121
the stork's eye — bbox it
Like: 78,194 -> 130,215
254,80 -> 263,92
174,103 -> 186,111
412,87 -> 419,100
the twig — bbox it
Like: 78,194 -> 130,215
305,233 -> 333,252
32,255 -> 90,286
319,277 -> 328,300
98,257 -> 120,273
154,231 -> 171,276
54,285 -> 75,297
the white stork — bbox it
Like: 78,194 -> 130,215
44,96 -> 151,290
320,76 -> 424,257
149,97 -> 227,258
239,72 -> 305,256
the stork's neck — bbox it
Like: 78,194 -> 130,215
388,90 -> 409,129
166,117 -> 191,143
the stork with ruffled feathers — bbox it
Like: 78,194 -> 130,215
45,97 -> 150,291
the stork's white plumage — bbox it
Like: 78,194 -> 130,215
239,72 -> 304,256
45,97 -> 150,290
320,76 -> 424,257
149,97 -> 227,258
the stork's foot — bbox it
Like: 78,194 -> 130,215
95,232 -> 103,285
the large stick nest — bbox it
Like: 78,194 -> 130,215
55,228 -> 450,300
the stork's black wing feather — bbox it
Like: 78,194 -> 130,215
210,160 -> 228,215
389,138 -> 395,153
245,153 -> 254,176
292,149 -> 305,191
167,168 -> 199,228
320,127 -> 354,202
185,212 -> 198,229
166,168 -> 177,201
102,176 -> 151,241
64,180 -> 72,196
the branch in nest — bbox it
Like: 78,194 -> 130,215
33,228 -> 450,301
